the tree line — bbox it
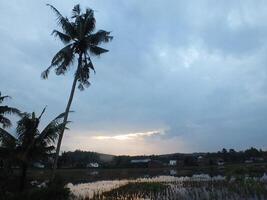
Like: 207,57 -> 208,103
48,147 -> 267,169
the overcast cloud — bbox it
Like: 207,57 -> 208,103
1,0 -> 267,155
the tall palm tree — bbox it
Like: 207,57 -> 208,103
42,4 -> 112,178
0,108 -> 67,191
0,92 -> 21,128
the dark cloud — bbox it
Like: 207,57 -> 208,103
1,0 -> 267,154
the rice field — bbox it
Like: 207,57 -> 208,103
67,174 -> 267,200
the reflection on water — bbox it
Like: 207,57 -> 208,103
88,171 -> 99,176
67,174 -> 267,200
169,169 -> 177,175
52,167 -> 266,184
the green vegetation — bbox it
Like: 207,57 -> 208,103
94,182 -> 168,199
228,177 -> 267,198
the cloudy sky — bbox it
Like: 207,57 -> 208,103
1,0 -> 267,155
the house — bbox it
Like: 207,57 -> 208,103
169,160 -> 177,166
130,159 -> 151,163
197,156 -> 203,160
197,156 -> 210,166
169,169 -> 177,175
217,159 -> 224,166
33,162 -> 45,168
253,157 -> 264,162
245,159 -> 253,164
148,160 -> 164,168
130,159 -> 151,168
87,162 -> 99,168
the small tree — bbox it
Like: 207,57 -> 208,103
0,108 -> 67,191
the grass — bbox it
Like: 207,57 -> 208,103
92,182 -> 168,200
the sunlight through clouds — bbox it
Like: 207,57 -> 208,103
92,130 -> 164,141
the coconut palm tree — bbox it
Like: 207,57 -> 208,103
0,92 -> 21,128
0,108 -> 67,191
41,4 -> 112,178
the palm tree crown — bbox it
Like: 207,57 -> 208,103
42,4 -> 113,90
0,109 -> 67,164
0,92 -> 21,128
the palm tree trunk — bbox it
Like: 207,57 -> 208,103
51,54 -> 82,181
19,162 -> 28,191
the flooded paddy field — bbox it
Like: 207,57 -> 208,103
67,175 -> 267,200
27,164 -> 267,199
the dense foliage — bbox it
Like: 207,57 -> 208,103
0,108 -> 67,190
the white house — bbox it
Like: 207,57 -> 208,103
87,162 -> 99,168
169,160 -> 177,166
33,162 -> 45,168
131,159 -> 151,163
217,159 -> 224,166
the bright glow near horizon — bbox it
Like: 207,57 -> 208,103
92,130 -> 163,141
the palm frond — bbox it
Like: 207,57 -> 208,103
41,65 -> 53,79
0,128 -> 16,148
55,46 -> 75,76
52,44 -> 74,65
86,30 -> 113,46
52,30 -> 71,44
77,79 -> 90,91
72,4 -> 81,18
39,121 -> 69,145
0,106 -> 21,116
38,107 -> 46,120
76,59 -> 91,91
83,9 -> 95,35
86,55 -> 96,73
89,45 -> 109,56
74,15 -> 84,40
0,116 -> 12,128
47,4 -> 76,38
16,114 -> 38,143
41,111 -> 66,134
42,44 -> 75,78
0,94 -> 10,103
39,111 -> 71,144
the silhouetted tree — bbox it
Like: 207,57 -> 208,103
58,150 -> 100,168
42,4 -> 112,179
184,156 -> 197,166
245,147 -> 261,158
0,108 -> 67,191
0,92 -> 21,128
